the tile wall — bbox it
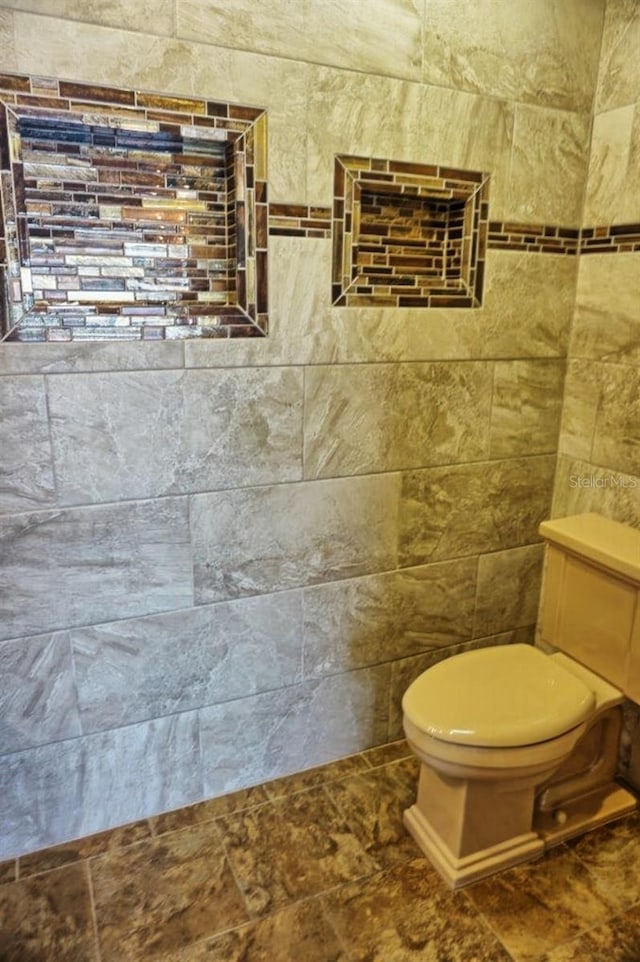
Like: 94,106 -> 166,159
0,0 -> 637,859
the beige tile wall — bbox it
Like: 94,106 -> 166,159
2,0 -> 635,858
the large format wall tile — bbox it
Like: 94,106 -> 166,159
552,456 -> 640,525
473,544 -> 545,637
571,254 -> 640,363
398,455 -> 555,566
0,499 -> 192,641
177,0 -> 423,81
0,634 -> 80,755
71,592 -> 304,733
0,376 -> 55,514
302,558 -> 477,677
0,712 -> 202,859
0,341 -> 185,376
480,252 -> 577,359
557,360 -> 602,461
489,360 -> 565,457
507,105 -> 590,225
596,0 -> 640,111
584,105 -> 639,225
592,364 -> 640,477
303,362 -> 492,479
191,475 -> 400,604
199,666 -> 391,797
422,0 -> 602,111
1,0 -> 175,34
47,369 -> 303,504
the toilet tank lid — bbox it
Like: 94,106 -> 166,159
539,513 -> 640,584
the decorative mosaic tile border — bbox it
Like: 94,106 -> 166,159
331,155 -> 489,308
0,72 -> 268,342
579,224 -> 640,254
268,204 -> 331,238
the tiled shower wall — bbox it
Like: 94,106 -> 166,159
0,0 -> 635,859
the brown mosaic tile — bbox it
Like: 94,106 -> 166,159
0,72 -> 268,342
332,155 -> 489,308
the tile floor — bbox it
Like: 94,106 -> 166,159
1,740 -> 640,962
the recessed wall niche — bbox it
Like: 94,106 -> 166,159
0,73 -> 268,341
332,155 -> 489,308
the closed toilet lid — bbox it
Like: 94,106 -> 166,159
402,644 -> 596,748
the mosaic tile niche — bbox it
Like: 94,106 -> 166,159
0,73 -> 268,341
332,155 -> 489,308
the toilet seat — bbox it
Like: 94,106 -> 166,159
402,644 -> 596,748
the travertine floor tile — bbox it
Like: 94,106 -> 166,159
539,903 -> 640,961
0,862 -> 97,962
91,822 -> 248,961
153,899 -> 349,962
325,756 -> 421,868
149,784 -> 269,836
322,857 -> 513,962
18,818 -> 151,878
566,810 -> 640,911
218,785 -> 378,916
466,845 -> 617,962
262,751 -> 371,800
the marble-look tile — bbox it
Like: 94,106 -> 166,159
325,757 -> 421,869
304,362 -> 492,479
322,857 -> 512,961
419,85 -> 514,219
0,375 -> 55,514
150,786 -> 270,837
480,252 -> 577,359
398,455 -> 555,567
18,819 -> 151,879
466,846 -> 616,962
154,899 -> 349,962
0,711 -> 201,859
0,10 -> 18,72
199,667 -> 391,798
0,498 -> 192,641
557,360 -> 602,461
583,105 -> 638,225
71,591 -> 304,733
191,475 -> 400,604
566,811 -> 640,912
302,558 -> 477,677
0,633 -> 81,755
571,253 -> 640,363
421,0 -> 601,111
592,364 -> 640,477
91,823 -> 248,960
596,0 -> 640,111
0,862 -> 97,962
218,786 -> 378,917
473,544 -> 545,637
0,859 -> 16,885
490,360 -> 565,458
2,0 -> 174,34
507,105 -> 590,226
361,739 -> 413,768
177,0 -> 422,82
47,368 -> 303,504
552,456 -> 640,525
263,753 -> 371,801
306,68 -> 428,204
540,904 -> 640,961
0,340 -> 184,376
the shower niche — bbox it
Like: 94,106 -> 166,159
332,154 -> 489,309
0,73 -> 268,341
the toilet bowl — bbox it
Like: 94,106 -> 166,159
402,513 -> 640,889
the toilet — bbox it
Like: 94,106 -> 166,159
402,512 -> 640,889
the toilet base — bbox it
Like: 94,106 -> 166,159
403,804 -> 544,889
404,780 -> 637,890
533,781 -> 636,848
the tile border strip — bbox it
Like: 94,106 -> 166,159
268,209 -> 640,256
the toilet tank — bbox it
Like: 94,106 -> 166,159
538,513 -> 640,702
